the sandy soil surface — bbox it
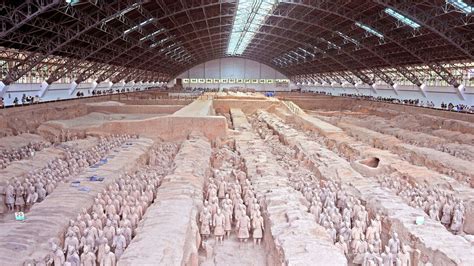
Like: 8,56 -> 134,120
0,133 -> 46,150
85,101 -> 125,106
51,112 -> 165,129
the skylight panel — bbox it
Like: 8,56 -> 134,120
448,0 -> 473,14
227,0 -> 280,56
335,31 -> 360,45
355,22 -> 384,38
384,8 -> 421,29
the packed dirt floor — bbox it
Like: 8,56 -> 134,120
0,92 -> 473,265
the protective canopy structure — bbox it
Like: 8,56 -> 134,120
0,0 -> 472,88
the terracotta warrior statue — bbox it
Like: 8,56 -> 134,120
213,208 -> 226,244
236,213 -> 251,245
5,181 -> 15,211
252,211 -> 264,245
80,245 -> 97,266
199,207 -> 212,239
99,245 -> 116,266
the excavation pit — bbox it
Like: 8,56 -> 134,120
359,157 -> 380,168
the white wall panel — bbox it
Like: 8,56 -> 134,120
204,59 -> 220,78
189,62 -> 205,77
302,85 -> 474,107
221,58 -> 245,78
176,57 -> 289,91
244,59 -> 260,79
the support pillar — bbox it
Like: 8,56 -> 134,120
68,81 -> 79,96
0,81 -> 8,97
370,84 -> 378,94
455,84 -> 466,100
418,83 -> 428,98
38,81 -> 50,97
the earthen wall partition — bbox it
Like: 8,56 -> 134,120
117,99 -> 194,105
81,116 -> 227,141
0,89 -> 193,135
0,102 -> 89,135
213,99 -> 280,114
279,95 -> 474,123
86,104 -> 184,114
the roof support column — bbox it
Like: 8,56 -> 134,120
68,81 -> 79,96
0,81 -> 8,97
38,81 -> 50,97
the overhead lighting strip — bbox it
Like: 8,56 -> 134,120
124,18 -> 154,34
384,8 -> 421,29
150,36 -> 172,48
447,0 -> 473,14
103,3 -> 140,24
320,38 -> 341,49
298,47 -> 315,57
226,0 -> 280,56
355,22 -> 384,38
273,46 -> 315,67
291,51 -> 306,59
336,31 -> 360,45
139,29 -> 165,41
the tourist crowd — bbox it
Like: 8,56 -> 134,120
1,87 -> 156,109
318,92 -> 474,113
12,94 -> 40,106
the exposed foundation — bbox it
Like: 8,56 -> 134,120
0,91 -> 472,265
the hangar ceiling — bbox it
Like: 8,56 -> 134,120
0,0 -> 472,87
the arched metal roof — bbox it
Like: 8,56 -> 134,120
0,0 -> 472,86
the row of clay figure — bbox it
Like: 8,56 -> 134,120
379,176 -> 465,234
41,143 -> 179,266
3,135 -> 130,213
200,145 -> 264,246
53,130 -> 79,143
349,115 -> 474,162
251,117 -> 415,266
0,141 -> 50,169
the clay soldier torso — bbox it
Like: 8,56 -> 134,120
5,184 -> 15,205
100,250 -> 116,266
213,212 -> 225,236
80,250 -> 96,266
200,211 -> 211,235
237,215 -> 251,239
252,215 -> 264,239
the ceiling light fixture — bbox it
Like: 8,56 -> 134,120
335,31 -> 360,45
384,8 -> 421,29
355,22 -> 384,38
447,0 -> 473,14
